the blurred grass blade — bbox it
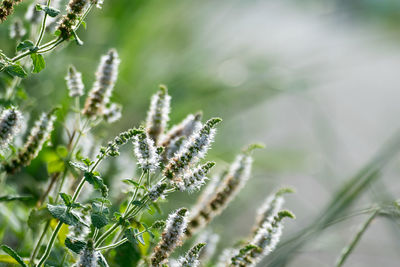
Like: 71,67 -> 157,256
335,209 -> 379,267
266,130 -> 400,266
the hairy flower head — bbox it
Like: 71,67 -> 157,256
65,65 -> 84,97
177,243 -> 206,267
151,208 -> 188,266
176,161 -> 215,192
146,85 -> 171,145
83,49 -> 120,117
133,129 -> 160,173
0,107 -> 22,148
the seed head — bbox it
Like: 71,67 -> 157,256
83,49 -> 120,117
151,208 -> 188,266
164,118 -> 221,182
2,110 -> 56,174
0,107 -> 22,148
133,129 -> 160,173
146,85 -> 171,145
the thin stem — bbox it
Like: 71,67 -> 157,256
37,39 -> 64,54
123,171 -> 146,216
96,238 -> 128,251
36,221 -> 63,267
335,209 -> 379,267
36,0 -> 52,47
29,221 -> 50,264
94,222 -> 120,248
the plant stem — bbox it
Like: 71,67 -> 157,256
94,222 -> 120,248
29,221 -> 50,264
335,209 -> 379,267
96,238 -> 128,251
35,0 -> 52,47
36,221 -> 63,267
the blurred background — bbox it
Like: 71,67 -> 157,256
2,0 -> 400,266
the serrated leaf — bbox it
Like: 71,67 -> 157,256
47,204 -> 79,226
84,172 -> 108,197
28,208 -> 52,230
91,212 -> 108,229
16,40 -> 35,52
5,64 -> 27,78
131,200 -> 142,207
0,245 -> 27,267
65,237 -> 86,254
30,53 -> 45,73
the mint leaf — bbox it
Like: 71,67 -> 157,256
30,53 -> 45,73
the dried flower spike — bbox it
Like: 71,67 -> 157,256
65,65 -> 84,97
83,49 -> 120,117
146,85 -> 171,145
151,208 -> 188,266
164,117 -> 221,182
186,144 -> 263,237
177,243 -> 206,267
2,110 -> 56,174
133,129 -> 160,173
0,107 -> 22,148
0,0 -> 23,22
77,239 -> 96,267
176,161 -> 215,192
58,0 -> 88,40
9,19 -> 26,39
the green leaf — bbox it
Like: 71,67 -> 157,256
65,237 -> 86,254
0,245 -> 27,267
131,200 -> 142,207
124,228 -> 145,246
59,193 -> 72,206
56,145 -> 68,158
43,6 -> 60,17
84,172 -> 108,197
91,203 -> 109,228
30,53 -> 45,73
28,208 -> 52,230
91,213 -> 108,228
69,161 -> 87,172
47,204 -> 79,226
122,179 -> 140,187
5,64 -> 27,78
16,40 -> 35,52
0,195 -> 33,202
47,159 -> 65,174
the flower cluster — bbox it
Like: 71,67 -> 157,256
2,110 -> 56,174
0,0 -> 23,22
186,144 -> 262,237
83,49 -> 120,117
58,0 -> 88,40
76,240 -> 96,267
164,117 -> 221,182
176,161 -> 215,192
65,65 -> 84,97
146,85 -> 171,145
0,107 -> 22,148
133,129 -> 160,173
151,208 -> 189,266
9,19 -> 26,40
177,243 -> 206,267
